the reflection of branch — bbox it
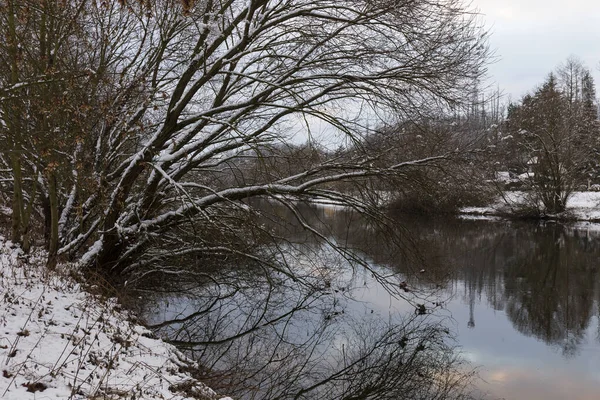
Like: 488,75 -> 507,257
273,197 -> 411,301
164,289 -> 322,347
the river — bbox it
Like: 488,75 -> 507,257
138,202 -> 600,400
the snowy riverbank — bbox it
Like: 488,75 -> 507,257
460,191 -> 600,222
0,239 -> 230,400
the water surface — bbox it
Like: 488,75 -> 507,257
140,203 -> 600,399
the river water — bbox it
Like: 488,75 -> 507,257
408,216 -> 600,400
139,202 -> 600,400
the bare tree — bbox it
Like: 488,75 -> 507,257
503,59 -> 599,214
0,0 -> 488,278
0,3 -> 490,398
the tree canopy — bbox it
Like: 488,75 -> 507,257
502,58 -> 599,214
0,0 -> 488,278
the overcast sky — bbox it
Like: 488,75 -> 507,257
474,0 -> 600,101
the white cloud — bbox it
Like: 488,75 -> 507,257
473,0 -> 600,99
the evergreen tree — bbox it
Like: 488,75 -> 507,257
507,73 -> 580,213
500,58 -> 600,214
579,69 -> 600,183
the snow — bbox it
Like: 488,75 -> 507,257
0,239 -> 231,400
458,214 -> 503,221
495,171 -> 512,183
565,191 -> 600,208
563,191 -> 600,221
79,238 -> 103,265
517,171 -> 534,180
460,191 -> 600,221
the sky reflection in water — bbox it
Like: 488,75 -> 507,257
386,216 -> 600,400
296,204 -> 600,400
142,201 -> 600,399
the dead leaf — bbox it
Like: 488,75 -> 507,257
22,382 -> 47,393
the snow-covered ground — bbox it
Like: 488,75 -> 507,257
0,239 -> 231,400
460,191 -> 600,221
563,191 -> 600,220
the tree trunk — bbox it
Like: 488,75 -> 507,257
10,155 -> 24,244
7,0 -> 24,246
21,173 -> 38,253
46,172 -> 59,270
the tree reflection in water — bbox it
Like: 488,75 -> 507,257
135,202 -> 600,398
499,225 -> 596,358
403,217 -> 600,359
135,202 -> 478,400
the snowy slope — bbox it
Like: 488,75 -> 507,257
0,238 -> 231,400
